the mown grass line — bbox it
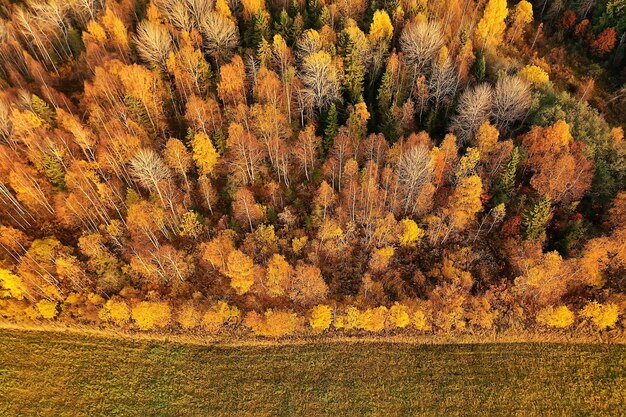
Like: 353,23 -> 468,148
0,328 -> 625,416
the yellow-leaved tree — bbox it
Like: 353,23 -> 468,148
264,254 -> 292,297
389,303 -> 411,328
244,309 -> 301,337
397,219 -> 424,247
580,302 -> 620,330
475,0 -> 509,51
36,299 -> 58,319
536,305 -> 574,328
192,132 -> 219,176
202,301 -> 241,333
132,301 -> 171,330
309,304 -> 333,332
0,269 -> 26,300
99,298 -> 131,325
368,10 -> 393,46
177,302 -> 202,330
226,250 -> 257,295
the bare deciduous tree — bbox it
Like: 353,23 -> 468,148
453,84 -> 493,144
492,76 -> 531,130
300,51 -> 341,113
200,12 -> 239,65
428,57 -> 458,111
397,144 -> 433,215
130,148 -> 171,193
134,21 -> 173,69
400,19 -> 444,75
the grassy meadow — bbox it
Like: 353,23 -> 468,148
0,328 -> 625,416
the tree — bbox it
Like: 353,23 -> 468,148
389,303 -> 411,328
590,27 -> 617,57
323,104 -> 339,153
244,309 -> 301,337
289,263 -> 328,306
475,121 -> 499,159
522,197 -> 552,240
131,301 -> 171,330
202,301 -> 241,333
580,302 -> 620,330
397,144 -> 433,215
300,51 -> 341,112
218,55 -> 247,106
309,304 -> 333,331
493,146 -> 520,205
226,250 -> 257,295
134,20 -> 173,69
369,246 -> 395,272
536,305 -> 574,328
292,124 -> 321,181
191,132 -> 219,176
453,84 -> 493,144
265,254 -> 292,297
491,76 -> 531,130
508,0 -> 533,43
202,231 -> 235,271
475,0 -> 509,51
0,269 -> 27,300
518,65 -> 549,87
521,120 -> 593,204
167,33 -> 213,99
446,175 -> 483,232
399,19 -> 444,74
397,218 -> 424,247
341,36 -> 365,104
177,302 -> 201,330
232,188 -> 264,231
369,10 -> 393,47
428,49 -> 458,111
297,29 -> 323,62
164,138 -> 192,190
99,298 -> 131,326
36,299 -> 58,319
200,12 -> 239,64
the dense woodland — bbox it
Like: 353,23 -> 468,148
0,0 -> 625,338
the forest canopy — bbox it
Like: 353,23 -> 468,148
0,0 -> 624,338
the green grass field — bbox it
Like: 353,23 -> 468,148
0,329 -> 625,416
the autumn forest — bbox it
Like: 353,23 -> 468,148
0,0 -> 625,339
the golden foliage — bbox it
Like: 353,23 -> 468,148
369,10 -> 393,45
580,302 -> 620,330
309,304 -> 333,332
177,302 -> 201,330
397,218 -> 424,247
265,254 -> 292,297
226,250 -> 257,295
131,301 -> 171,330
369,246 -> 395,272
536,305 -> 574,328
389,303 -> 411,328
99,299 -> 131,326
244,309 -> 300,337
0,269 -> 26,300
36,299 -> 58,319
475,0 -> 508,50
518,65 -> 549,86
202,301 -> 241,333
191,132 -> 219,176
